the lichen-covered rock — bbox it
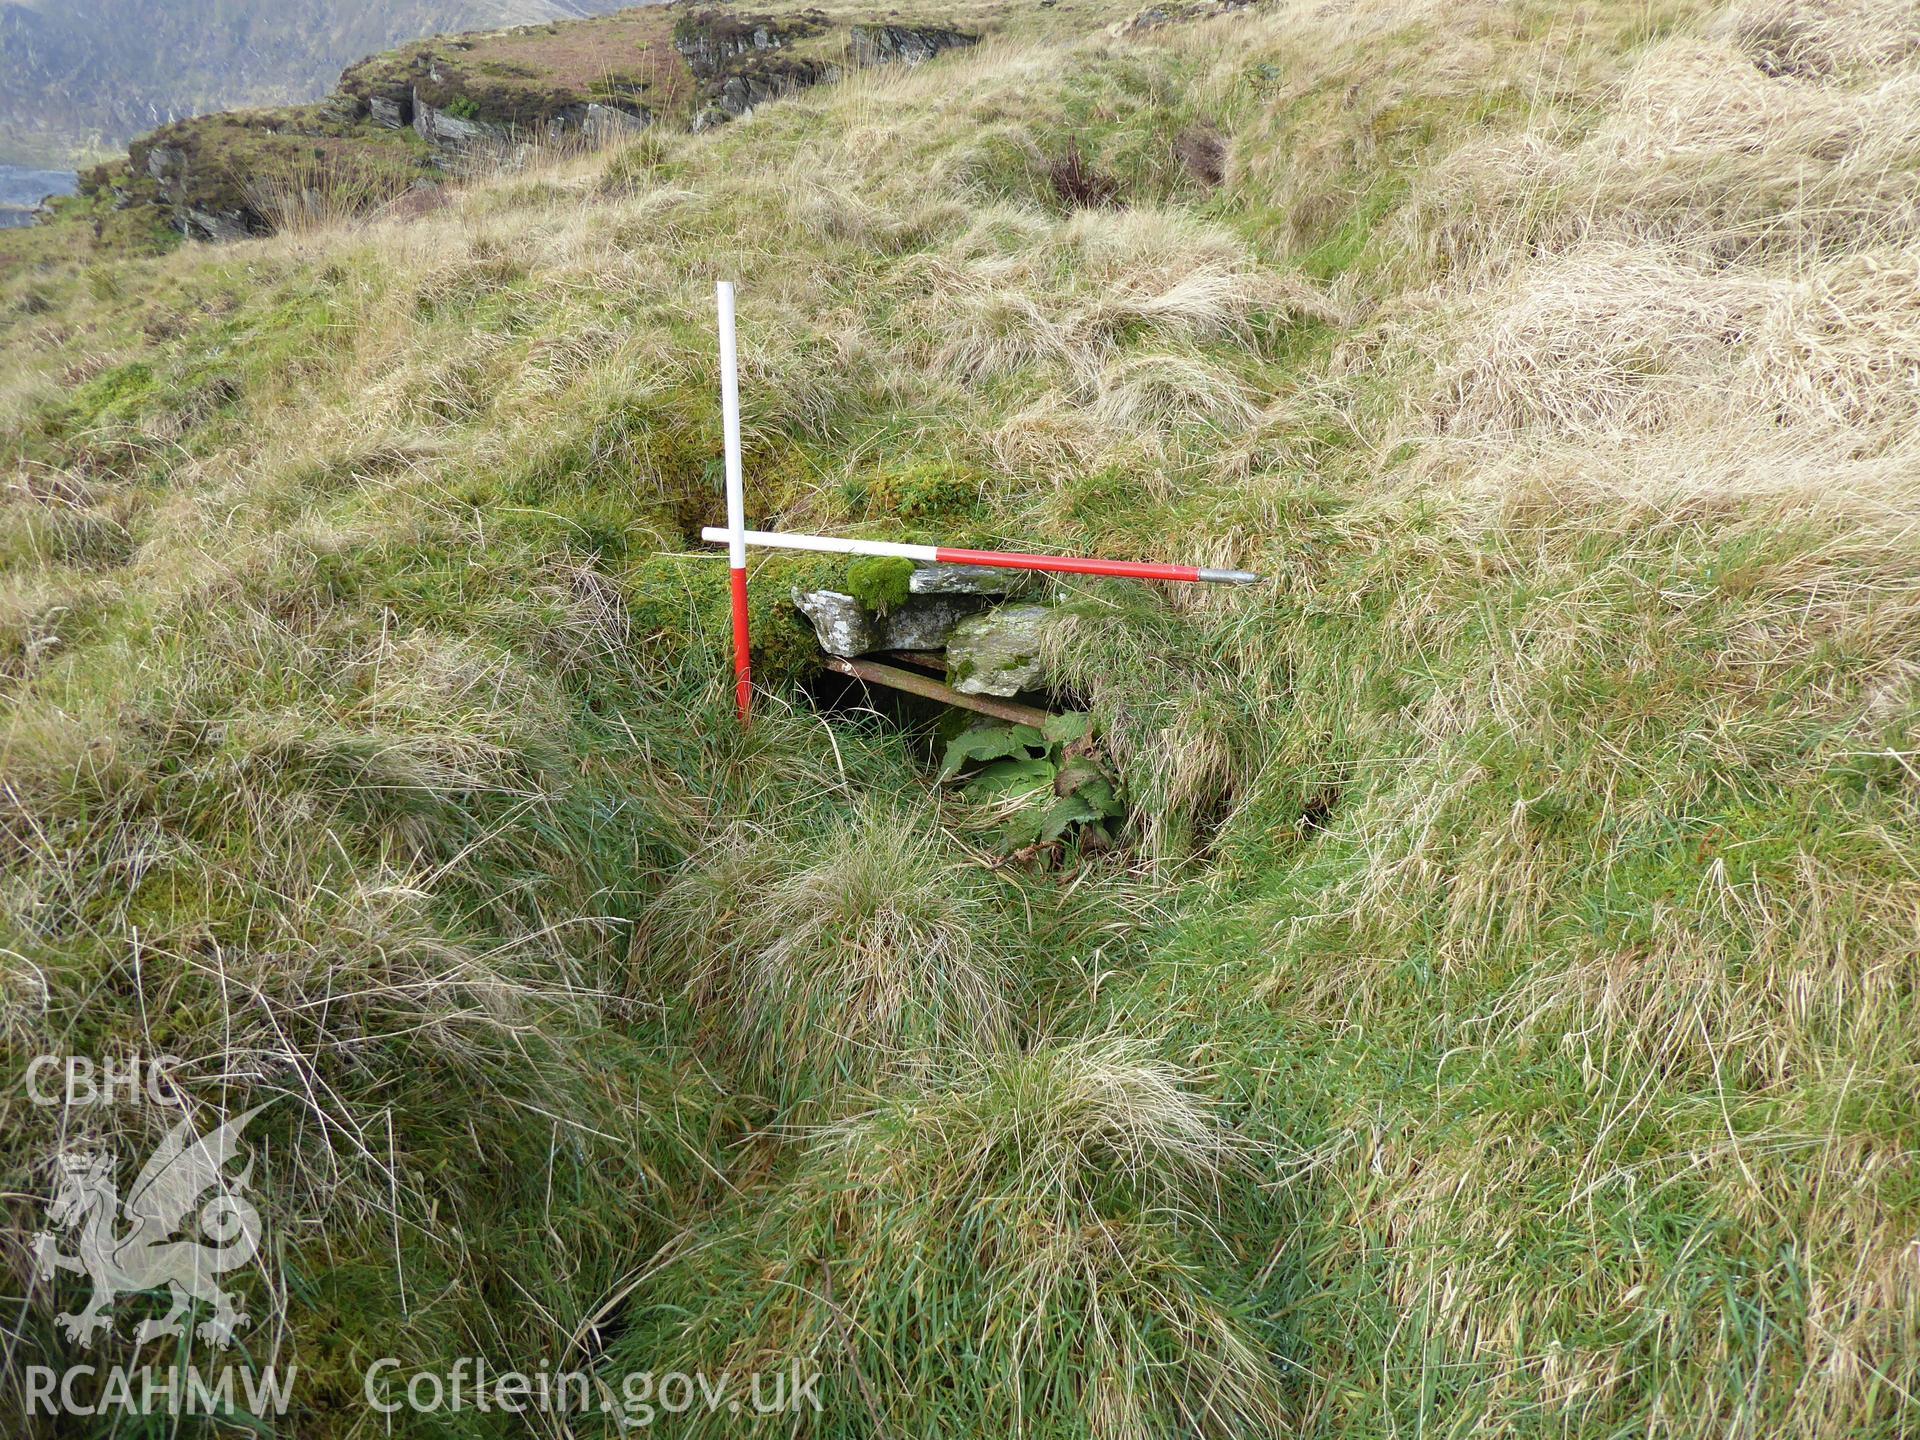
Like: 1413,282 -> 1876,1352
793,589 -> 879,657
849,24 -> 979,66
908,565 -> 1040,598
584,103 -> 651,144
182,206 -> 256,243
884,597 -> 984,651
947,604 -> 1053,696
792,588 -> 986,658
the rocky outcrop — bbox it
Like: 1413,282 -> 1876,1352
136,141 -> 258,241
848,24 -> 978,66
674,10 -> 838,128
692,58 -> 841,129
413,96 -> 502,150
336,44 -> 653,160
121,109 -> 428,241
676,11 -> 973,130
673,10 -> 830,79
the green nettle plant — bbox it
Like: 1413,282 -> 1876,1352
939,712 -> 1127,851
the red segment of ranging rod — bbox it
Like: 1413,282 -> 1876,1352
697,527 -> 1262,586
936,545 -> 1258,586
728,567 -> 752,716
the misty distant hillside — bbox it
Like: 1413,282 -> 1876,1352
0,0 -> 642,165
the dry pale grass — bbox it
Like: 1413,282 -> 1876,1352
645,805 -> 1017,1101
1728,0 -> 1920,80
1406,0 -> 1920,539
925,206 -> 1339,390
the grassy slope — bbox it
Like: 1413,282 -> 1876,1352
4,0 -> 1918,1435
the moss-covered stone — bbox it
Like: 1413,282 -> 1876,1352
846,555 -> 917,615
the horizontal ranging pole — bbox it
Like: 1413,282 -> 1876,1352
698,527 -> 1262,586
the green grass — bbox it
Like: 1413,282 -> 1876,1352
3,0 -> 1918,1435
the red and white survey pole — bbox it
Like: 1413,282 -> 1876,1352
717,282 -> 752,724
708,282 -> 1261,725
697,527 -> 1262,588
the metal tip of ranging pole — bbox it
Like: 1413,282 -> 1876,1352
710,282 -> 1263,727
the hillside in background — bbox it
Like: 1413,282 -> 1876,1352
9,2 -> 980,248
0,0 -> 642,167
5,0 -> 1920,1435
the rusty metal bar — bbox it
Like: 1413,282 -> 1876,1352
823,656 -> 1053,727
882,650 -> 948,674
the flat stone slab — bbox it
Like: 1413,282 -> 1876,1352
908,564 -> 1040,598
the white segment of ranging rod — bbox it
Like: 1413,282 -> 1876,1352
716,285 -> 747,573
701,527 -> 939,562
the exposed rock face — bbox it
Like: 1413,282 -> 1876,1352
336,41 -> 656,161
123,109 -> 427,240
946,604 -> 1053,697
676,12 -> 971,131
369,93 -> 412,129
354,85 -> 650,156
848,25 -> 978,66
791,587 -> 987,658
675,10 -> 836,128
413,96 -> 501,150
135,138 -> 266,241
673,11 -> 829,79
699,59 -> 841,128
583,103 -> 651,144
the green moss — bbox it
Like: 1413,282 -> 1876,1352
845,555 -> 916,615
843,457 -> 985,523
72,360 -> 161,422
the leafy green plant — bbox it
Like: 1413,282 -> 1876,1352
939,712 -> 1126,851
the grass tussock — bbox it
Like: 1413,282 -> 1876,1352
612,1038 -> 1283,1439
646,803 -> 1017,1105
